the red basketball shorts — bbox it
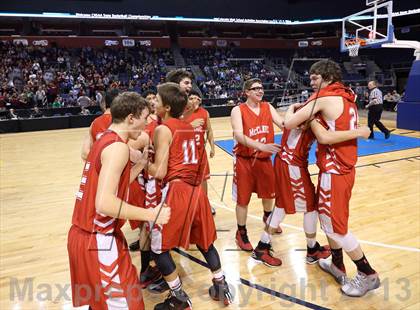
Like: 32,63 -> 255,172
151,180 -> 216,253
127,177 -> 146,230
232,155 -> 275,206
274,156 -> 316,214
67,225 -> 144,309
317,169 -> 356,235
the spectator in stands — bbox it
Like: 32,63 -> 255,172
80,107 -> 90,115
9,108 -> 18,119
52,96 -> 63,108
391,90 -> 401,111
77,92 -> 91,107
95,90 -> 103,105
354,83 -> 365,109
31,106 -> 43,118
383,91 -> 393,111
35,86 -> 47,107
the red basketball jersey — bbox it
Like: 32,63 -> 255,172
315,83 -> 358,174
145,118 -> 161,143
280,127 -> 315,167
279,83 -> 352,167
144,118 -> 163,208
91,113 -> 112,142
233,102 -> 274,159
183,107 -> 208,152
161,118 -> 200,186
72,130 -> 129,234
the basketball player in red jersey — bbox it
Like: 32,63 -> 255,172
254,89 -> 370,267
148,83 -> 233,309
230,78 -> 283,253
143,90 -> 160,124
183,90 -> 216,205
166,69 -> 193,94
129,89 -> 160,251
166,70 -> 216,212
284,59 -> 379,297
81,88 -> 120,160
127,92 -> 170,294
67,92 -> 171,309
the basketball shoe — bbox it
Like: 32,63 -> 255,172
252,242 -> 282,267
341,271 -> 380,297
208,276 -> 234,306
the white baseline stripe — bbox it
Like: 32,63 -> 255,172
211,201 -> 420,253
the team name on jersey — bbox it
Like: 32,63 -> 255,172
193,126 -> 203,132
249,125 -> 269,137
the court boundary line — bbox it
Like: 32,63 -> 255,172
210,201 -> 420,253
215,137 -> 420,164
173,248 -> 331,310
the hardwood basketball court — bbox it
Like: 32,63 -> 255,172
1,115 -> 419,309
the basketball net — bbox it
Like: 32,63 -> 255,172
348,43 -> 360,57
345,38 -> 364,57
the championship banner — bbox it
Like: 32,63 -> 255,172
298,40 -> 309,47
122,39 -> 135,47
104,40 -> 119,46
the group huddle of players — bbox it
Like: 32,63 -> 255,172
67,60 -> 381,310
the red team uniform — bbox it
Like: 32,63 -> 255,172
151,118 -> 216,253
315,83 -> 359,235
90,113 -> 112,142
128,119 -> 161,231
144,119 -> 163,210
68,130 -> 144,309
183,107 -> 211,182
233,102 -> 276,206
275,84 -> 349,214
275,126 -> 316,214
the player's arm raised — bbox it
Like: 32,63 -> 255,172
310,120 -> 370,145
96,142 -> 170,224
268,103 -> 285,129
147,125 -> 171,180
284,97 -> 327,129
231,106 -> 280,154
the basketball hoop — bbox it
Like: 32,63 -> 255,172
345,39 -> 363,57
348,43 -> 360,57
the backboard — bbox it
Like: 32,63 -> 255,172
341,1 -> 394,55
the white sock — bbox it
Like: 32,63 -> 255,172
306,238 -> 316,248
212,270 -> 224,282
260,231 -> 271,244
167,276 -> 182,291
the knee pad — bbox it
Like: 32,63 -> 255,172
197,244 -> 221,272
152,251 -> 176,277
326,231 -> 359,252
303,211 -> 318,234
267,207 -> 285,229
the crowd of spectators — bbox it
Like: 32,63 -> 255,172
0,41 -> 173,115
182,48 -> 285,99
1,42 -> 402,119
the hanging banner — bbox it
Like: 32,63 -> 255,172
311,40 -> 323,46
139,40 -> 151,46
104,40 -> 119,46
33,40 -> 49,46
122,39 -> 135,47
13,39 -> 28,46
216,40 -> 227,47
202,40 -> 214,47
298,40 -> 309,47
